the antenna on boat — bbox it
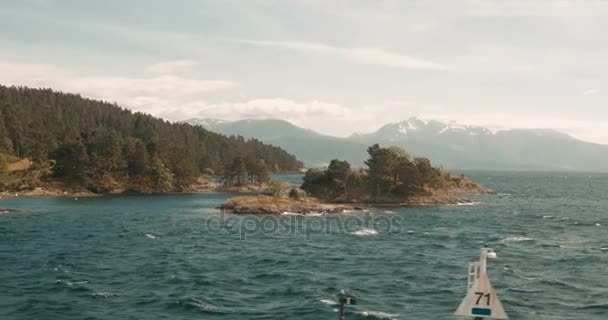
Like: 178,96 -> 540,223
455,247 -> 508,319
337,289 -> 357,320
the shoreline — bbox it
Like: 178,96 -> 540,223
220,188 -> 492,215
0,180 -> 299,200
0,179 -> 494,210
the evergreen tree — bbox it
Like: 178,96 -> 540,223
149,157 -> 174,192
0,153 -> 7,178
0,85 -> 303,192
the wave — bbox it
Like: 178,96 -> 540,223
500,236 -> 533,243
281,212 -> 301,216
92,292 -> 117,299
576,303 -> 608,311
351,228 -> 378,236
281,212 -> 324,217
320,299 -> 337,305
187,298 -> 220,313
306,212 -> 325,217
145,234 -> 159,239
357,310 -> 399,319
456,201 -> 481,206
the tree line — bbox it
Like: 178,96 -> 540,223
0,85 -> 303,192
302,144 -> 462,201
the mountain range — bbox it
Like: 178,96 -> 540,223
185,117 -> 608,172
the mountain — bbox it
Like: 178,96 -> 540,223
352,118 -> 608,171
183,118 -> 369,167
188,117 -> 608,172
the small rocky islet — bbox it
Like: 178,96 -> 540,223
221,177 -> 493,215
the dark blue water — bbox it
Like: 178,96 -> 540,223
1,172 -> 607,319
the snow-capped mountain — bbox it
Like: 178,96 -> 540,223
361,118 -> 494,141
182,118 -> 227,128
185,117 -> 608,171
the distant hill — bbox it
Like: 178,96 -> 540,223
184,118 -> 369,167
187,117 -> 608,172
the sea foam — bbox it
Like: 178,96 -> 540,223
500,236 -> 533,243
351,228 -> 378,236
357,310 -> 399,319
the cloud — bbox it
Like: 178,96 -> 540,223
0,60 -> 237,115
464,0 -> 604,17
1,59 -> 607,144
583,88 -> 600,96
234,39 -> 447,70
0,60 -> 353,135
192,98 -> 350,119
145,60 -> 199,74
70,75 -> 236,100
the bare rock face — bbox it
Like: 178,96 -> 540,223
220,196 -> 352,214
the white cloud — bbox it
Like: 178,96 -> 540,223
464,0 -> 605,17
583,88 -> 600,96
183,98 -> 354,136
192,98 -> 350,119
235,39 -> 447,70
145,60 -> 199,74
1,60 -> 607,144
0,60 -> 237,115
69,75 -> 236,100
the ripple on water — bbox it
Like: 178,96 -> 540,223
2,172 -> 608,319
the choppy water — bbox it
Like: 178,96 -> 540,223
1,172 -> 607,319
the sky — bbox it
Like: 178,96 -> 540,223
1,0 -> 607,144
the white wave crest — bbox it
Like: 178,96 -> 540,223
456,201 -> 481,206
305,212 -> 324,217
357,310 -> 399,319
320,299 -> 337,305
500,236 -> 533,243
281,212 -> 301,216
351,228 -> 378,236
145,234 -> 158,239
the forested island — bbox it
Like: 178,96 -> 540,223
0,85 -> 490,206
0,85 -> 302,195
222,144 -> 493,214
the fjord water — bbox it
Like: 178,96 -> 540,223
1,172 -> 607,319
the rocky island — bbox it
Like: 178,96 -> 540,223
223,144 -> 494,214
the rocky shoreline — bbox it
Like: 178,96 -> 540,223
0,187 -> 99,199
219,193 -> 485,215
0,180 -> 299,199
1,176 -> 494,216
220,178 -> 494,214
220,196 -> 353,214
